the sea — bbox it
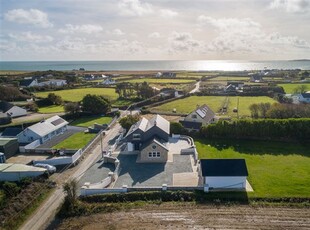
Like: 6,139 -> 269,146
0,60 -> 310,71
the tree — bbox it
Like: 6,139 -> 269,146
82,94 -> 111,114
64,102 -> 80,115
63,179 -> 78,206
293,85 -> 308,94
47,93 -> 63,105
258,102 -> 271,118
137,81 -> 156,99
249,103 -> 259,118
119,114 -> 140,132
170,122 -> 186,134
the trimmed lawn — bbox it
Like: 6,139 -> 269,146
151,96 -> 276,117
38,105 -> 64,113
118,78 -> 196,84
71,116 -> 113,127
196,139 -> 310,198
278,83 -> 310,94
35,88 -> 118,102
53,132 -> 96,149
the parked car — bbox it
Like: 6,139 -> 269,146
34,163 -> 57,174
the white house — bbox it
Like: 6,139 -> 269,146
297,93 -> 310,103
200,159 -> 248,190
0,101 -> 27,118
0,163 -> 47,181
38,79 -> 67,87
17,115 -> 68,144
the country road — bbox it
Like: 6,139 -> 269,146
19,123 -> 122,230
189,81 -> 200,94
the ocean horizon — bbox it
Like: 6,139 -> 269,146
0,60 -> 310,71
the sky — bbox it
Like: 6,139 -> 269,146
0,0 -> 310,61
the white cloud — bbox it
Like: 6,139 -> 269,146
9,32 -> 53,43
107,29 -> 125,36
59,24 -> 103,34
118,0 -> 153,16
159,9 -> 178,18
198,16 -> 310,53
4,9 -> 53,28
169,32 -> 202,52
269,0 -> 310,13
148,32 -> 161,38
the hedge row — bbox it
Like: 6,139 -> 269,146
200,118 -> 310,140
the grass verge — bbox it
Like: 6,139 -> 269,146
70,116 -> 113,127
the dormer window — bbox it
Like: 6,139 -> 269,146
133,134 -> 141,140
192,114 -> 197,119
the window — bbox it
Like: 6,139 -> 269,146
152,145 -> 157,150
192,114 -> 197,119
148,152 -> 161,158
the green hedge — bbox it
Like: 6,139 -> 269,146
200,118 -> 310,140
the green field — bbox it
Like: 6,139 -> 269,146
211,76 -> 249,81
196,139 -> 310,197
71,116 -> 113,127
35,88 -> 118,102
151,96 -> 276,117
38,105 -> 64,113
118,78 -> 196,84
53,132 -> 96,149
278,83 -> 310,94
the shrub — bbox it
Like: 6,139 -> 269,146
2,182 -> 21,197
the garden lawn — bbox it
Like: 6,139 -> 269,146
278,83 -> 310,94
71,116 -> 113,127
195,139 -> 310,198
53,132 -> 96,149
38,105 -> 64,113
35,88 -> 118,102
151,96 -> 276,117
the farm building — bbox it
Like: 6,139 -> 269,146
0,163 -> 47,181
17,115 -> 68,144
200,159 -> 248,190
0,138 -> 19,159
0,101 -> 27,118
125,114 -> 170,163
181,104 -> 216,131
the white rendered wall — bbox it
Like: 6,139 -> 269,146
205,176 -> 246,189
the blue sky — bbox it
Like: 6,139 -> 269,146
1,0 -> 310,61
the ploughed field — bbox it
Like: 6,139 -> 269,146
56,203 -> 310,230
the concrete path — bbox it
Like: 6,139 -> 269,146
189,81 -> 200,94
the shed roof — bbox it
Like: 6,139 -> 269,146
0,138 -> 17,146
180,120 -> 202,130
200,159 -> 248,177
1,127 -> 23,137
0,101 -> 14,113
301,93 -> 310,98
0,163 -> 46,172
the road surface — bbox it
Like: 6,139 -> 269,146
189,81 -> 200,94
19,123 -> 122,230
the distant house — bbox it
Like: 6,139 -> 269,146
125,115 -> 170,163
225,81 -> 244,92
0,163 -> 47,181
102,78 -> 116,85
162,72 -> 176,78
249,73 -> 263,83
155,72 -> 163,77
224,84 -> 237,92
0,101 -> 27,118
17,115 -> 68,144
180,104 -> 215,131
38,79 -> 67,87
200,159 -> 248,190
19,78 -> 39,88
297,93 -> 310,103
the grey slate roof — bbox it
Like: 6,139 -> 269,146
301,93 -> 310,98
19,79 -> 35,87
141,138 -> 169,151
195,104 -> 215,123
200,159 -> 248,177
0,101 -> 14,113
126,114 -> 170,137
1,127 -> 23,137
180,120 -> 202,130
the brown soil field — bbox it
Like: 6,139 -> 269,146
56,203 -> 310,230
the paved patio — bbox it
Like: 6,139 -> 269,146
113,154 -> 193,188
